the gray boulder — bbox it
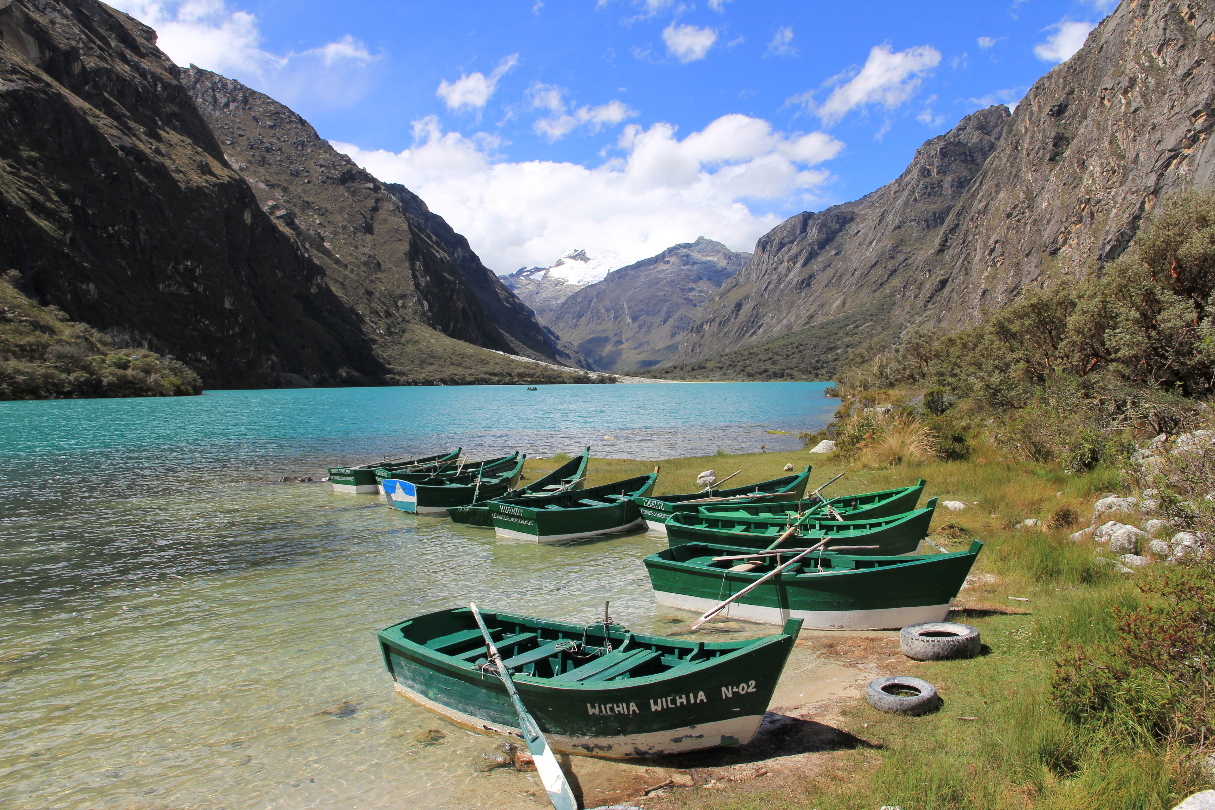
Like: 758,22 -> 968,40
1172,791 -> 1215,810
1141,519 -> 1170,536
809,440 -> 835,454
1147,538 -> 1173,558
1092,521 -> 1129,544
1069,527 -> 1095,542
1092,496 -> 1138,525
1109,526 -> 1147,554
1117,553 -> 1151,568
1017,518 -> 1041,530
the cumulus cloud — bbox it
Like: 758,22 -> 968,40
331,114 -> 843,272
766,27 -> 796,57
1083,0 -> 1119,13
436,54 -> 519,112
527,84 -> 637,141
108,0 -> 376,107
1034,20 -> 1095,63
708,0 -> 730,10
794,44 -> 941,126
663,23 -> 718,63
977,36 -> 996,49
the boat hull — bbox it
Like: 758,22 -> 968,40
697,480 -> 926,525
378,608 -> 798,758
490,473 -> 657,543
327,451 -> 458,495
384,466 -> 523,514
634,468 -> 811,536
644,540 -> 982,629
449,450 -> 590,526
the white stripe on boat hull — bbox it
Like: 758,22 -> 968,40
653,590 -> 952,630
644,520 -> 668,534
331,483 -> 381,496
392,682 -> 763,758
495,517 -> 647,544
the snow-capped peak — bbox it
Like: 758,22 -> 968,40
513,248 -> 635,285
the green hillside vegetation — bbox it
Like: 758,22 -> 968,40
0,275 -> 203,400
641,295 -> 897,382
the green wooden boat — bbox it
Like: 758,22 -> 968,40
383,455 -> 526,514
448,449 -> 591,527
665,498 -> 939,554
490,470 -> 659,543
377,606 -> 802,757
327,449 -> 460,495
644,539 -> 983,629
697,480 -> 925,523
373,452 -> 519,491
633,466 -> 812,535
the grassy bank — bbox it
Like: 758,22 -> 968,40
529,444 -> 1209,809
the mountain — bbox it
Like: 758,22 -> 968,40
0,0 -> 581,390
671,0 -> 1215,373
545,237 -> 750,371
503,249 -> 633,320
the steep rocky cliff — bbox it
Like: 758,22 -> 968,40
545,237 -> 749,371
183,68 -> 582,371
675,106 -> 1010,363
673,0 -> 1215,370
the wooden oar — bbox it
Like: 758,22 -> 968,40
701,469 -> 742,493
689,536 -> 835,630
469,603 -> 578,810
711,545 -> 878,561
806,472 -> 845,503
764,508 -> 821,550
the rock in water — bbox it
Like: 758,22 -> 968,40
474,741 -> 517,772
414,729 -> 446,746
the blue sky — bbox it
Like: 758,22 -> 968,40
112,0 -> 1118,273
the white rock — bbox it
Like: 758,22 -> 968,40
1017,518 -> 1041,529
1141,519 -> 1170,536
1147,538 -> 1173,558
1172,790 -> 1215,810
1139,497 -> 1161,513
1171,531 -> 1205,547
1092,496 -> 1138,525
1069,527 -> 1095,542
783,463 -> 794,471
1117,553 -> 1151,568
942,501 -> 967,512
809,440 -> 835,454
1109,526 -> 1147,554
1093,521 -> 1129,544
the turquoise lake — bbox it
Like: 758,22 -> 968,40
0,382 -> 836,809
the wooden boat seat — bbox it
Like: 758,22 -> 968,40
552,648 -> 650,682
729,562 -> 760,572
425,627 -> 499,652
502,641 -> 565,671
452,632 -> 536,661
584,649 -> 662,682
577,499 -> 612,507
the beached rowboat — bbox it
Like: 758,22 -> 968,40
698,479 -> 925,523
644,540 -> 983,629
377,606 -> 802,757
448,449 -> 591,527
665,498 -> 938,554
633,466 -> 812,534
490,470 -> 659,543
383,455 -> 526,514
373,452 -> 519,492
327,449 -> 460,495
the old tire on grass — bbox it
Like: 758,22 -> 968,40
866,676 -> 940,715
900,622 -> 981,661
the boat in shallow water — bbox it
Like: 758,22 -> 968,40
644,540 -> 983,629
666,498 -> 938,554
633,467 -> 812,534
373,452 -> 519,492
489,470 -> 659,543
448,449 -> 591,527
377,606 -> 802,758
697,480 -> 925,524
327,449 -> 460,495
383,455 -> 526,514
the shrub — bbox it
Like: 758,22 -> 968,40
859,413 -> 939,467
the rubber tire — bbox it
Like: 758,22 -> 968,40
900,622 -> 981,661
866,676 -> 940,715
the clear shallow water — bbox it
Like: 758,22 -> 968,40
0,382 -> 835,810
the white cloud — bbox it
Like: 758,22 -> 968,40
1083,0 -> 1119,13
766,27 -> 796,57
796,44 -> 941,126
1034,20 -> 1095,63
708,0 -> 730,10
331,113 -> 843,272
663,23 -> 718,63
977,36 -> 996,49
528,85 -> 638,142
107,0 -> 376,107
436,54 -> 519,111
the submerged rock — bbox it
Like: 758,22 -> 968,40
414,729 -> 446,746
474,741 -> 517,772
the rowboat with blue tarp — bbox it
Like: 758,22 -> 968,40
383,455 -> 526,514
448,448 -> 591,527
633,466 -> 812,534
665,498 -> 939,554
377,606 -> 802,757
697,479 -> 925,524
490,470 -> 659,543
327,449 -> 460,495
644,539 -> 982,629
373,452 -> 519,492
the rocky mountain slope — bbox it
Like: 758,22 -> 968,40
673,0 -> 1215,370
0,0 -> 580,390
503,249 -> 630,320
183,68 -> 582,374
545,237 -> 749,371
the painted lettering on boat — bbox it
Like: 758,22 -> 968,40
498,505 -> 529,517
721,680 -> 757,699
586,702 -> 640,716
648,691 -> 707,712
639,499 -> 665,510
